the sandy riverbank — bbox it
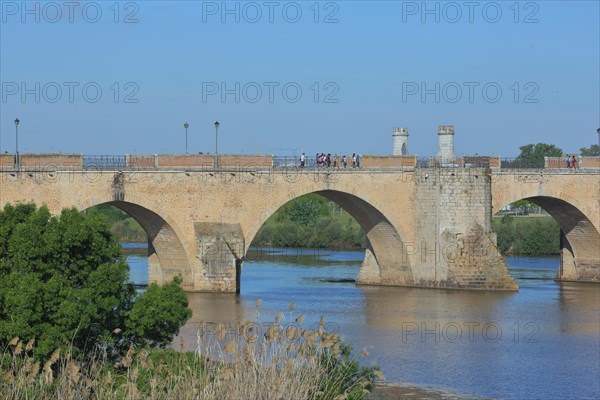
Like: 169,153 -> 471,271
368,382 -> 491,400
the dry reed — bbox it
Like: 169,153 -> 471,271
0,309 -> 379,399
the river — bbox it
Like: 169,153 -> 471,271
127,246 -> 600,400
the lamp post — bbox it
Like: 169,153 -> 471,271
597,128 -> 600,156
14,118 -> 19,169
184,122 -> 189,154
214,121 -> 220,167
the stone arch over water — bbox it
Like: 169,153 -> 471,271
244,189 -> 414,291
493,195 -> 600,282
85,200 -> 193,289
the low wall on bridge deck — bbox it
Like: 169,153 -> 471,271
21,154 -> 83,167
0,153 -> 83,169
0,154 -> 13,167
361,156 -> 416,168
156,155 -> 215,168
220,155 -> 273,167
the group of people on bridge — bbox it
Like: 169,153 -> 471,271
300,152 -> 361,169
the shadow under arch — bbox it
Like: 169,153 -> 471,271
245,189 -> 414,289
496,196 -> 600,282
90,201 -> 193,289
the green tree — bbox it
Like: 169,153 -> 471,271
515,143 -> 563,168
278,194 -> 330,227
124,276 -> 192,348
0,203 -> 191,359
93,204 -> 147,243
510,199 -> 539,215
580,144 -> 599,156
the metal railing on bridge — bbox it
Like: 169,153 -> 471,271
272,155 -> 367,169
83,155 -> 158,170
273,156 -> 319,169
500,158 -> 545,169
83,155 -> 126,169
416,156 -> 491,168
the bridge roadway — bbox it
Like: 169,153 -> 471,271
1,154 -> 598,292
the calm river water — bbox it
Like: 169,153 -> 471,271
127,246 -> 600,400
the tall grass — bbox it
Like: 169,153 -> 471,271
1,307 -> 380,399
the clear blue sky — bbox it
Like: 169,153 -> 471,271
1,0 -> 598,157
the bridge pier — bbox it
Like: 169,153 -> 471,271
356,247 -> 382,285
194,222 -> 245,293
558,230 -> 600,283
408,168 -> 518,290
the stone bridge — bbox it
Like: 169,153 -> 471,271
1,153 -> 598,292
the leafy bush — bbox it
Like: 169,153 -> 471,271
0,203 -> 191,360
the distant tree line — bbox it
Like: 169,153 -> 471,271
492,215 -> 560,255
93,204 -> 146,243
251,194 -> 367,249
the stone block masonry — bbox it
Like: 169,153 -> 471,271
0,165 -> 597,292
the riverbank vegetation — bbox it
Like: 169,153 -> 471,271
251,194 -> 367,249
0,203 -> 379,399
93,204 -> 147,243
491,215 -> 560,255
1,315 -> 378,399
0,203 -> 191,360
1,306 -> 379,399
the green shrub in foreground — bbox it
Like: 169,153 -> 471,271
0,203 -> 191,360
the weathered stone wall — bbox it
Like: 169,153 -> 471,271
195,223 -> 244,292
0,166 -> 597,291
413,168 -> 517,289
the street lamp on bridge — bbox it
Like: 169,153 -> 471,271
14,118 -> 19,169
597,127 -> 600,156
184,122 -> 190,154
214,121 -> 220,167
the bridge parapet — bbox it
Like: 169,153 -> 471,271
1,153 -> 598,174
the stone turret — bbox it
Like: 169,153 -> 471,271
437,125 -> 455,160
392,127 -> 409,155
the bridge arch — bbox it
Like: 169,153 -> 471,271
83,197 -> 193,290
244,189 -> 414,288
493,195 -> 600,282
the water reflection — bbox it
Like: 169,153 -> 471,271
127,247 -> 600,399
